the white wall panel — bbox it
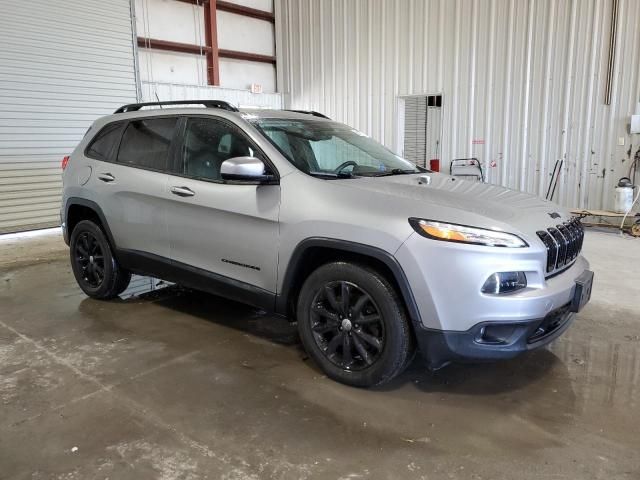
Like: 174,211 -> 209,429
231,0 -> 273,12
135,0 -> 205,45
0,0 -> 138,233
141,80 -> 282,109
219,58 -> 276,92
139,49 -> 207,85
275,0 -> 640,210
217,11 -> 275,56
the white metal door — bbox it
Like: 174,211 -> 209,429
402,95 -> 442,169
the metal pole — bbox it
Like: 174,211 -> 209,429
604,0 -> 619,105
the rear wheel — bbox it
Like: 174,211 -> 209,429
297,261 -> 413,387
70,220 -> 130,299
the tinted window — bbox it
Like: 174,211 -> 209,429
117,118 -> 177,170
86,122 -> 123,161
180,117 -> 262,181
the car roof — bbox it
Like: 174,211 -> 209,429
90,106 -> 333,139
239,108 -> 331,121
100,105 -> 331,124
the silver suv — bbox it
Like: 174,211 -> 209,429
61,100 -> 594,387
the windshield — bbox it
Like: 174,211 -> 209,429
250,118 -> 421,178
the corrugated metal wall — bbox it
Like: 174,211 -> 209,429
0,0 -> 138,233
275,0 -> 640,210
141,81 -> 283,108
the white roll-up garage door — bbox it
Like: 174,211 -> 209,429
402,95 -> 442,170
0,0 -> 138,233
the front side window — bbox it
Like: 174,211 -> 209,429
180,117 -> 261,181
116,118 -> 177,170
252,118 -> 420,178
85,122 -> 123,161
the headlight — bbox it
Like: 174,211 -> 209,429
409,218 -> 528,248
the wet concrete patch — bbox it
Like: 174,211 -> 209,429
1,231 -> 640,479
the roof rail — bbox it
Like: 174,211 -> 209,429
114,100 -> 239,114
285,109 -> 331,119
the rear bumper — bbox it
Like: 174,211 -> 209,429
416,303 -> 576,369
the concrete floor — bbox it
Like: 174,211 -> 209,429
0,229 -> 639,480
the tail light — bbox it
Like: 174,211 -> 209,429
61,155 -> 70,170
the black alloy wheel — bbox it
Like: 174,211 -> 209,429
74,231 -> 105,288
69,220 -> 131,299
296,261 -> 414,387
310,281 -> 385,371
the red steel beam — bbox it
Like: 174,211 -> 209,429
137,37 -> 211,55
136,38 -> 275,66
204,0 -> 220,85
218,49 -> 276,64
216,0 -> 274,23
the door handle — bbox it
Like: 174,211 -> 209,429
98,173 -> 115,182
170,186 -> 195,197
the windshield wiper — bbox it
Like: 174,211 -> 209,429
367,168 -> 419,177
308,171 -> 355,179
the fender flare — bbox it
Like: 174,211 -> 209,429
64,197 -> 118,251
276,237 -> 422,326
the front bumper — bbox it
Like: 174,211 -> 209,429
394,231 -> 593,368
395,233 -> 590,332
415,303 -> 576,369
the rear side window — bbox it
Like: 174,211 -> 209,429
116,118 -> 177,171
85,122 -> 123,161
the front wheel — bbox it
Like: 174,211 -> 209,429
69,220 -> 131,299
296,262 -> 414,387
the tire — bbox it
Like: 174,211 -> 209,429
296,261 -> 414,387
69,220 -> 131,299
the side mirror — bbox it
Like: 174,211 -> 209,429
220,156 -> 276,183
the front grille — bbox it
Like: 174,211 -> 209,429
536,218 -> 584,275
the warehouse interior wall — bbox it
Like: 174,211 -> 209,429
136,0 -> 276,92
275,0 -> 640,210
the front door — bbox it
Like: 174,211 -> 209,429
166,116 -> 280,296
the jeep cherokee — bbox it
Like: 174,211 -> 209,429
61,100 -> 594,387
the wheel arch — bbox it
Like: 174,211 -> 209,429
65,198 -> 117,251
276,238 -> 422,327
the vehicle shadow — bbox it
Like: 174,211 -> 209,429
103,282 -> 568,396
379,347 -> 561,395
130,284 -> 302,347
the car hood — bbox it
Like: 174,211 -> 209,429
339,173 -> 570,233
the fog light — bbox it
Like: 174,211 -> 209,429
476,324 -> 519,344
481,272 -> 527,294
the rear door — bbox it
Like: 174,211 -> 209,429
88,116 -> 177,260
165,115 -> 280,293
